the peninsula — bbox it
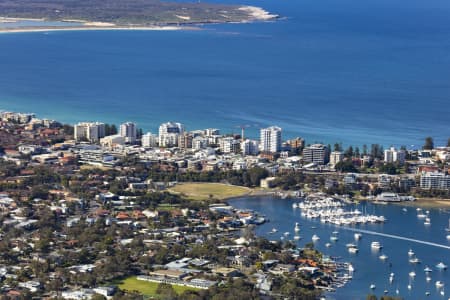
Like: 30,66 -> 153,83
0,0 -> 278,32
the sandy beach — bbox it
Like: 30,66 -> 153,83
0,25 -> 196,34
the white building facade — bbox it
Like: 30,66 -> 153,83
260,126 -> 282,153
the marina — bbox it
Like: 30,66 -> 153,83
229,196 -> 450,299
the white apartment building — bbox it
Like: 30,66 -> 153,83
384,147 -> 406,165
420,172 -> 450,190
260,126 -> 282,153
142,132 -> 158,148
158,122 -> 185,147
330,151 -> 344,166
241,139 -> 259,156
120,122 -> 137,143
220,137 -> 240,153
74,122 -> 105,143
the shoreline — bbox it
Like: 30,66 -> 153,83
0,25 -> 197,34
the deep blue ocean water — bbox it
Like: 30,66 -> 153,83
0,0 -> 449,147
229,197 -> 450,299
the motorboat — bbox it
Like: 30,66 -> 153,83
292,203 -> 298,209
408,249 -> 415,257
379,254 -> 388,261
436,262 -> 448,270
284,231 -> 290,236
312,234 -> 320,242
348,247 -> 359,254
294,222 -> 300,232
294,235 -> 301,241
371,241 -> 382,250
330,235 -> 338,242
346,243 -> 357,248
325,242 -> 332,247
354,233 -> 362,240
436,281 -> 445,288
348,263 -> 355,273
424,217 -> 431,225
409,257 -> 421,264
370,284 -> 376,290
270,228 -> 278,234
447,234 -> 450,240
426,276 -> 432,282
409,271 -> 416,278
424,266 -> 432,273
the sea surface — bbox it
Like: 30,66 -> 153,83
229,196 -> 450,299
0,0 -> 450,146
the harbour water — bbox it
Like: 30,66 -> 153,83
229,196 -> 450,299
1,0 -> 450,146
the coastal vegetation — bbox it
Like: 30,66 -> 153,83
0,0 -> 275,26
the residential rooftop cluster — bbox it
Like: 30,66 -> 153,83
0,109 -> 449,299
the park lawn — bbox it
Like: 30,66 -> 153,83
117,276 -> 199,297
169,182 -> 251,200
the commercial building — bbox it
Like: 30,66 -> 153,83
74,122 -> 105,143
303,144 -> 329,165
119,122 -> 137,143
420,172 -> 450,190
178,133 -> 194,149
158,122 -> 185,147
100,134 -> 125,148
260,126 -> 282,153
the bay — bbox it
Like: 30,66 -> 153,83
229,196 -> 450,299
0,0 -> 449,146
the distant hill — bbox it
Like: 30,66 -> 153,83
0,0 -> 275,25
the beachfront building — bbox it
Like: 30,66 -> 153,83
329,151 -> 344,166
260,126 -> 282,153
158,122 -> 185,147
384,147 -> 406,165
142,132 -> 158,148
205,128 -> 220,136
241,139 -> 259,156
120,122 -> 137,144
74,122 -> 105,143
303,144 -> 329,165
420,172 -> 450,190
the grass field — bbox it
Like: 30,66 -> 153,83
117,276 -> 199,297
169,182 -> 251,200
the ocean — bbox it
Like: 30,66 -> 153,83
0,0 -> 449,147
229,196 -> 450,299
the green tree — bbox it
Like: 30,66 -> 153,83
423,136 -> 434,150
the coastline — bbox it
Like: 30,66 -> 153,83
0,5 -> 278,34
0,25 -> 196,34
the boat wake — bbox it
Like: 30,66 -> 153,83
340,227 -> 450,250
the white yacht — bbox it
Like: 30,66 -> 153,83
379,254 -> 388,261
348,247 -> 359,254
292,203 -> 298,209
436,281 -> 445,288
436,262 -> 448,270
312,234 -> 320,242
294,222 -> 300,232
424,266 -> 432,273
447,234 -> 450,240
370,284 -> 376,290
294,235 -> 301,241
354,233 -> 362,240
408,249 -> 415,257
371,241 -> 382,250
424,217 -> 431,225
409,257 -> 421,264
409,271 -> 416,278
